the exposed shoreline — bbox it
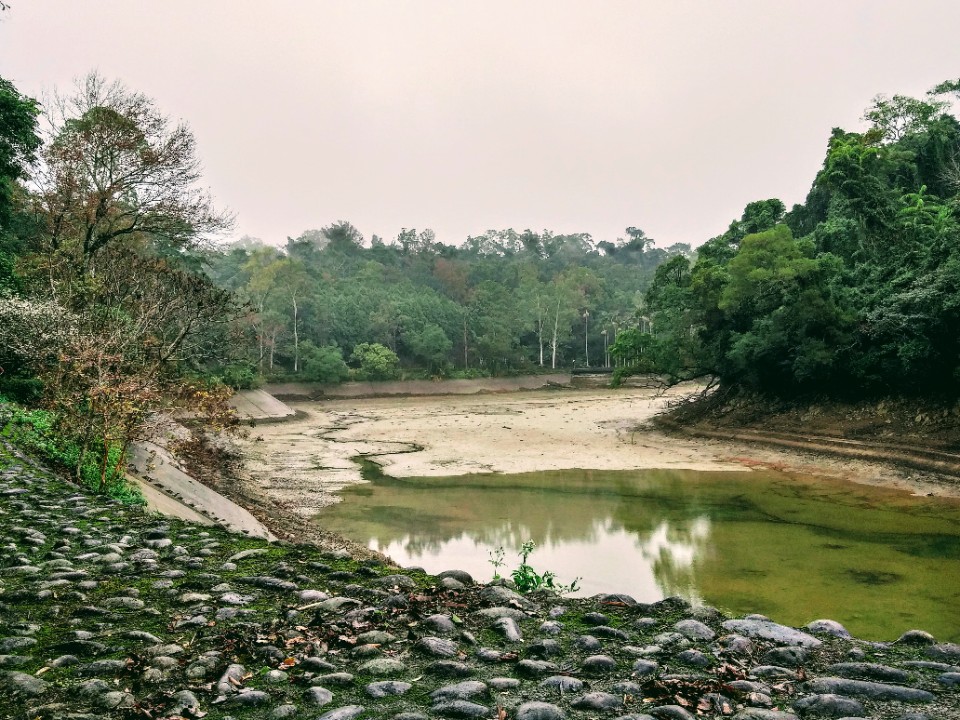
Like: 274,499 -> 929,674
233,386 -> 960,536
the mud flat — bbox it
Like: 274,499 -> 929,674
235,385 -> 956,527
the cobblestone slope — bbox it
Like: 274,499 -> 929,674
1,442 -> 958,720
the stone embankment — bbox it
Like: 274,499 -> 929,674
1,443 -> 959,720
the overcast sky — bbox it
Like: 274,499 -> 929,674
2,1 -> 959,249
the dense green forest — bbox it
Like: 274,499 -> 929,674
635,80 -> 960,398
203,224 -> 690,383
1,70 -> 958,496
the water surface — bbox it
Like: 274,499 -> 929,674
317,468 -> 960,642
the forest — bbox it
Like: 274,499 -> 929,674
1,70 -> 959,496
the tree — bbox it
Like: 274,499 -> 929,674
0,76 -> 40,228
864,93 -> 948,143
350,342 -> 400,380
34,72 -> 232,272
404,323 -> 452,372
300,341 -> 349,383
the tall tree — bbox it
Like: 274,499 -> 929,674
34,72 -> 232,273
0,76 -> 40,228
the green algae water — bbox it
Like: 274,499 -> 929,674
317,468 -> 960,642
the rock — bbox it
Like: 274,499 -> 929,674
804,678 -> 934,702
317,672 -> 355,686
733,711 -> 799,720
427,661 -> 475,677
897,630 -> 936,645
228,690 -> 270,706
438,569 -> 474,585
424,614 -> 459,635
515,701 -> 565,720
806,620 -> 852,639
493,616 -> 522,641
751,666 -> 798,680
540,676 -> 584,693
939,672 -> 960,686
583,612 -> 609,625
516,659 -> 559,677
373,574 -> 416,589
228,548 -> 268,561
762,646 -> 809,666
317,706 -> 366,720
0,637 -> 36,652
632,659 -> 659,676
358,658 -> 405,676
539,620 -> 563,635
488,677 -> 520,690
430,681 -> 488,701
592,625 -> 630,640
366,680 -> 412,698
675,619 -> 715,641
356,630 -> 397,645
677,649 -> 712,667
649,707 -> 696,720
479,585 -> 536,610
793,693 -> 865,717
722,619 -> 822,648
582,654 -> 617,673
527,639 -> 562,658
306,686 -> 334,705
476,606 -> 527,622
417,636 -> 458,657
825,662 -> 909,683
431,700 -> 490,718
216,664 -> 247,694
926,643 -> 960,662
576,635 -> 602,651
572,692 -> 624,711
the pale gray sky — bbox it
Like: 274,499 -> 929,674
2,1 -> 959,248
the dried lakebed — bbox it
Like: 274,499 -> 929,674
2,443 -> 960,718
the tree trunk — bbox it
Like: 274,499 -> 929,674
292,293 -> 300,373
550,297 -> 560,369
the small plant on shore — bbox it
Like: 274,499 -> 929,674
489,540 -> 581,595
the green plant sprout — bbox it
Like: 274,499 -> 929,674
489,540 -> 580,595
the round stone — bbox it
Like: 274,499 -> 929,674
516,701 -> 565,720
366,680 -> 412,698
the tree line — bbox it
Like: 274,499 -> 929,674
630,80 -> 960,399
203,224 -> 691,385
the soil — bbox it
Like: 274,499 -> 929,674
221,385 -> 960,550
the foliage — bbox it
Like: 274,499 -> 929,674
350,342 -> 400,380
489,540 -> 580,595
0,73 -> 241,496
0,76 -> 40,228
641,78 -> 960,399
33,71 -> 232,272
300,341 -> 350,383
0,401 -> 143,503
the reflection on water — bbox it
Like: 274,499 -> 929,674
316,468 -> 960,642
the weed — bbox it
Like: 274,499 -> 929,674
489,540 -> 581,595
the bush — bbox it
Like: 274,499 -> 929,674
300,341 -> 350,383
0,402 -> 143,504
350,342 -> 400,381
218,362 -> 260,390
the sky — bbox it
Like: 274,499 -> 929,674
2,1 -> 959,250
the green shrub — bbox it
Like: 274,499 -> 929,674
0,403 -> 144,504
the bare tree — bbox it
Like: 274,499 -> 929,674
33,71 -> 232,273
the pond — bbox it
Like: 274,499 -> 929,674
316,467 -> 960,642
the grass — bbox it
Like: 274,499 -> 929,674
0,395 -> 144,504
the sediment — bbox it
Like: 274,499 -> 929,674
1,440 -> 958,719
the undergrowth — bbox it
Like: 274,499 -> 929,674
0,395 -> 144,504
